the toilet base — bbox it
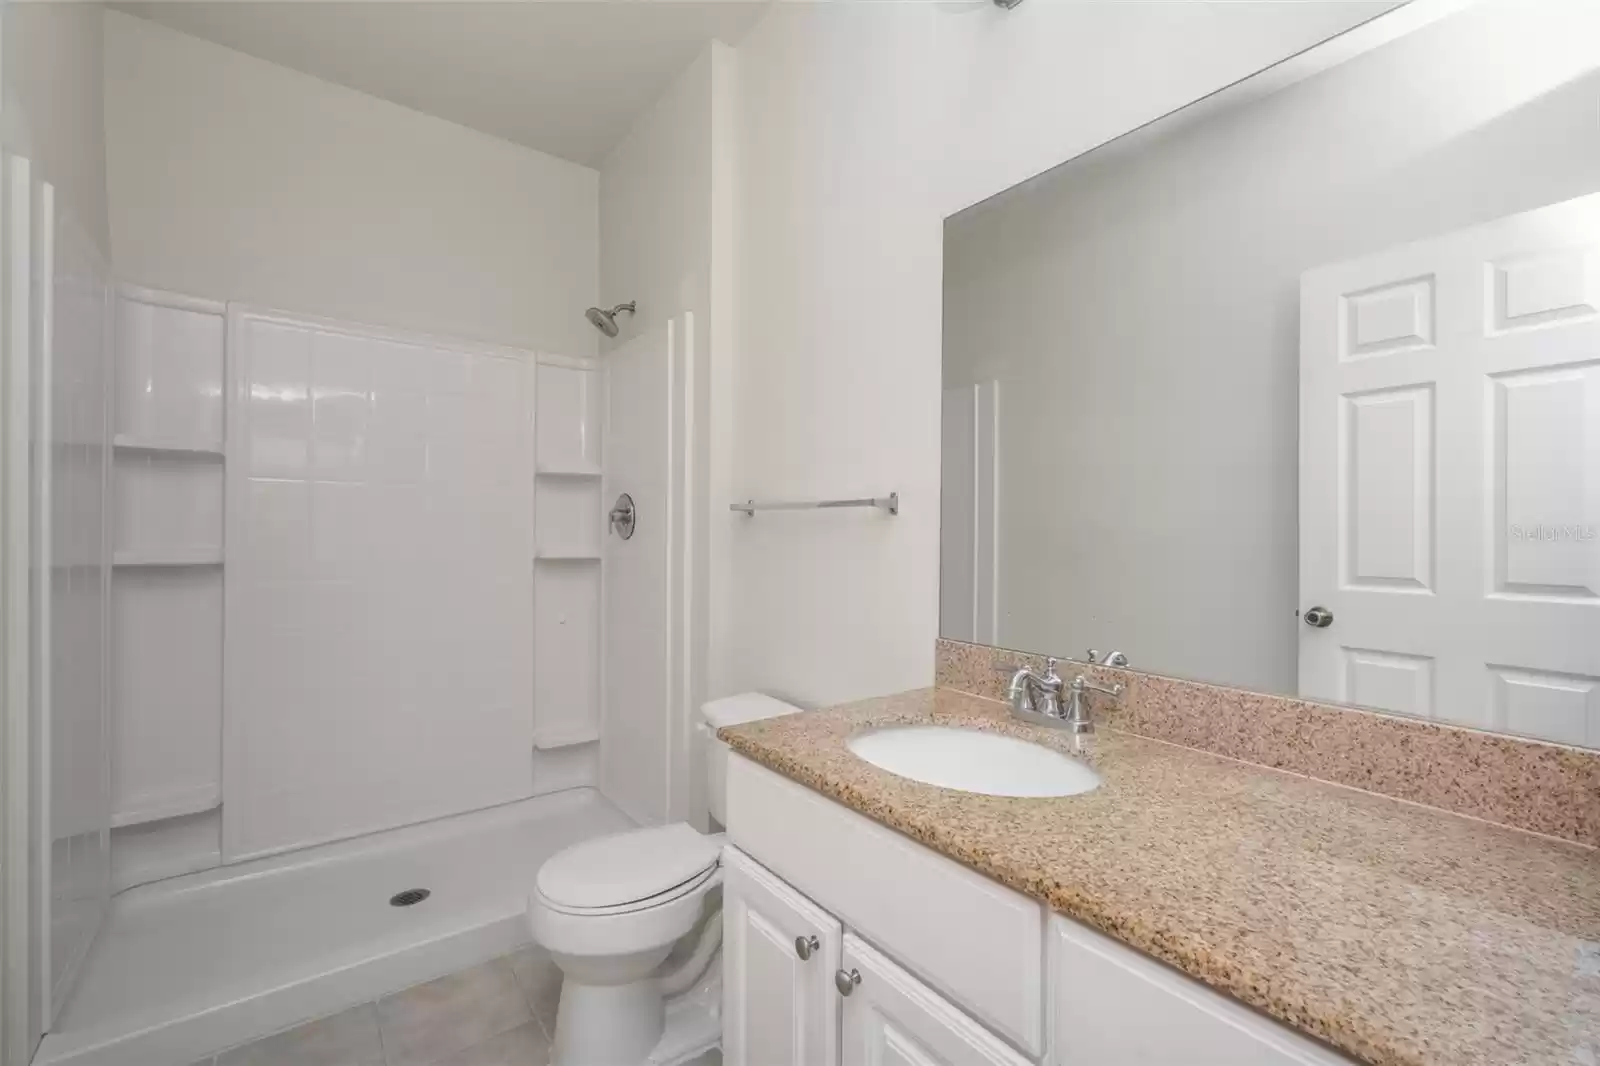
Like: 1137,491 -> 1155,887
551,977 -> 665,1066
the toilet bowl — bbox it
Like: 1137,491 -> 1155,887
527,693 -> 800,1066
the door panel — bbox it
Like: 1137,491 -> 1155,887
1490,360 -> 1599,599
723,847 -> 842,1066
1340,385 -> 1434,591
1300,193 -> 1600,744
841,933 -> 1031,1066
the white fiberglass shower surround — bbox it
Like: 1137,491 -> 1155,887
1,11 -> 709,1061
16,281 -> 696,1065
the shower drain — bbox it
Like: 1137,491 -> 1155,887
389,888 -> 431,907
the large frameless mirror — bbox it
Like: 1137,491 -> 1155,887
941,3 -> 1600,747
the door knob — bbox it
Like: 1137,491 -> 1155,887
794,935 -> 819,961
1303,606 -> 1334,628
834,968 -> 862,996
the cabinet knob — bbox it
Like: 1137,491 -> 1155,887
834,968 -> 862,996
794,935 -> 819,961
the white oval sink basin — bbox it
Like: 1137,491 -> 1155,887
847,726 -> 1101,798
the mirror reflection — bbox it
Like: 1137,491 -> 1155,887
941,4 -> 1600,747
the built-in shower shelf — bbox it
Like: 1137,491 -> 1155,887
532,725 -> 601,750
111,783 -> 222,829
534,548 -> 601,562
114,547 -> 224,567
536,463 -> 601,478
114,434 -> 225,458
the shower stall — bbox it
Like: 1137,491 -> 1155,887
1,9 -> 715,1063
11,275 -> 697,1066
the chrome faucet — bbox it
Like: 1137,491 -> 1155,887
1008,658 -> 1123,732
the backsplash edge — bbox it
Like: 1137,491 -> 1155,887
935,637 -> 1600,848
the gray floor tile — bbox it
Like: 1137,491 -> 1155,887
428,1021 -> 549,1066
216,1003 -> 382,1066
506,946 -> 563,1036
377,959 -> 532,1066
677,1051 -> 720,1066
678,1043 -> 723,1062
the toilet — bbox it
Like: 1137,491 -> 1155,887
528,693 -> 800,1066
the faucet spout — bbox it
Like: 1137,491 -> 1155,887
1006,667 -> 1039,715
1007,658 -> 1066,724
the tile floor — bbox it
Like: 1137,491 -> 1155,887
192,945 -> 564,1066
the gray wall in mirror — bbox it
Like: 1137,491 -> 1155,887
941,4 -> 1600,744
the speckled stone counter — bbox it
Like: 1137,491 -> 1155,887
719,688 -> 1600,1066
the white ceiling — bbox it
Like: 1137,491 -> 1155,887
114,1 -> 770,167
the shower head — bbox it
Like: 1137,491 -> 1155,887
584,301 -> 636,338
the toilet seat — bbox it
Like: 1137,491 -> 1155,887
535,864 -> 718,918
529,825 -> 723,965
536,822 -> 721,914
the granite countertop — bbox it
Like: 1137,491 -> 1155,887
719,687 -> 1600,1066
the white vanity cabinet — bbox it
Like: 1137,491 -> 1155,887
722,847 -> 842,1066
1046,918 -> 1350,1066
723,752 -> 1356,1066
840,934 -> 1034,1066
723,846 -> 1030,1066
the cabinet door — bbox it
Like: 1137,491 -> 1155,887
723,846 -> 842,1066
1048,917 -> 1352,1065
841,934 -> 1033,1066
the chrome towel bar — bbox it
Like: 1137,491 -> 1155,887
731,492 -> 898,517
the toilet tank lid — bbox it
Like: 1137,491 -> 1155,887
701,692 -> 803,729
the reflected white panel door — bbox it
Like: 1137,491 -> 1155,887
722,847 -> 841,1066
1300,193 -> 1600,743
939,382 -> 999,645
601,318 -> 681,824
840,933 -> 1031,1066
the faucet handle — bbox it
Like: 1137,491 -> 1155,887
1087,649 -> 1130,668
1071,674 -> 1124,698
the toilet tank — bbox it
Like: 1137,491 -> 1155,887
699,693 -> 802,827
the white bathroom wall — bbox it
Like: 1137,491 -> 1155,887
937,0 -> 1398,216
598,42 -> 729,824
718,4 -> 946,709
716,0 -> 1424,708
0,2 -> 110,256
101,10 -> 599,356
943,4 -> 1600,695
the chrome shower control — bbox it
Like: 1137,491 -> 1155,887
609,493 -> 636,540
